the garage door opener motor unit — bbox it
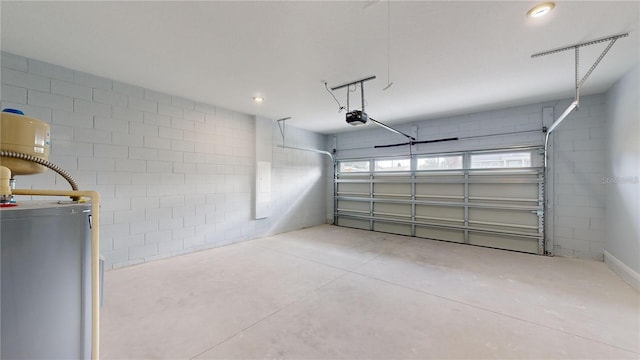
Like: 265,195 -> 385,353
328,75 -> 415,141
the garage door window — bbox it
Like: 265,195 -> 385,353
470,151 -> 532,169
339,161 -> 370,173
417,155 -> 463,170
375,159 -> 411,172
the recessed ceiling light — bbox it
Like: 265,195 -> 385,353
527,2 -> 555,18
253,96 -> 264,103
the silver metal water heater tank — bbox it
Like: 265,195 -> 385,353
1,202 -> 92,359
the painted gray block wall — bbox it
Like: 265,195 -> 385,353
604,64 -> 640,276
330,95 -> 608,260
550,95 -> 608,260
0,51 -> 328,269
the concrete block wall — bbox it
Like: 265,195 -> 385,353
550,95 -> 607,260
1,52 -> 328,269
330,95 -> 608,260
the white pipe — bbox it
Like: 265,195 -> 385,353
12,188 -> 101,360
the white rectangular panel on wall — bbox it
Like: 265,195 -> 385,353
255,160 -> 271,219
254,117 -> 272,219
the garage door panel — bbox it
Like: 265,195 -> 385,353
468,232 -> 539,253
468,173 -> 539,183
335,148 -> 544,255
416,226 -> 465,243
374,203 -> 411,217
469,183 -> 538,199
415,205 -> 463,219
415,183 -> 463,198
337,183 -> 369,195
337,217 -> 369,230
469,200 -> 539,208
374,183 -> 410,196
416,174 -> 464,182
468,208 -> 538,227
374,222 -> 412,236
337,200 -> 369,213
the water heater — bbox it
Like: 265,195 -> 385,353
0,108 -> 100,360
0,109 -> 51,175
1,202 -> 92,359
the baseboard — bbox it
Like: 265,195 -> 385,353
604,250 -> 640,292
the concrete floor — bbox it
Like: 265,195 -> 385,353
101,225 -> 639,359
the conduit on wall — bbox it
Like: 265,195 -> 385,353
532,32 -> 629,167
1,150 -> 80,197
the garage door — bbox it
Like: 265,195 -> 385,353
334,148 -> 545,254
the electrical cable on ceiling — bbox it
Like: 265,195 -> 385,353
325,82 -> 346,113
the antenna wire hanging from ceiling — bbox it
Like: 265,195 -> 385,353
324,82 -> 345,113
383,0 -> 393,91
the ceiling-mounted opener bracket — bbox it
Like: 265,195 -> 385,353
531,32 -> 628,167
331,75 -> 415,141
331,75 -> 377,113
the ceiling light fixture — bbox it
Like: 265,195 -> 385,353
253,96 -> 264,103
527,2 -> 555,18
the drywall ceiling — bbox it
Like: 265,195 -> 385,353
1,1 -> 638,134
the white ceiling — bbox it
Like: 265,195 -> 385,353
2,1 -> 638,134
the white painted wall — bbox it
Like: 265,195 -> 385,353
1,52 -> 328,269
330,95 -> 609,260
604,64 -> 640,284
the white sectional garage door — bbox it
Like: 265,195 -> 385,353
334,148 -> 545,254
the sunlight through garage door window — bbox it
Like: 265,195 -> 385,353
470,151 -> 532,169
375,158 -> 411,172
416,155 -> 463,170
339,161 -> 370,173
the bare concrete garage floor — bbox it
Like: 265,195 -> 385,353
101,225 -> 639,359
